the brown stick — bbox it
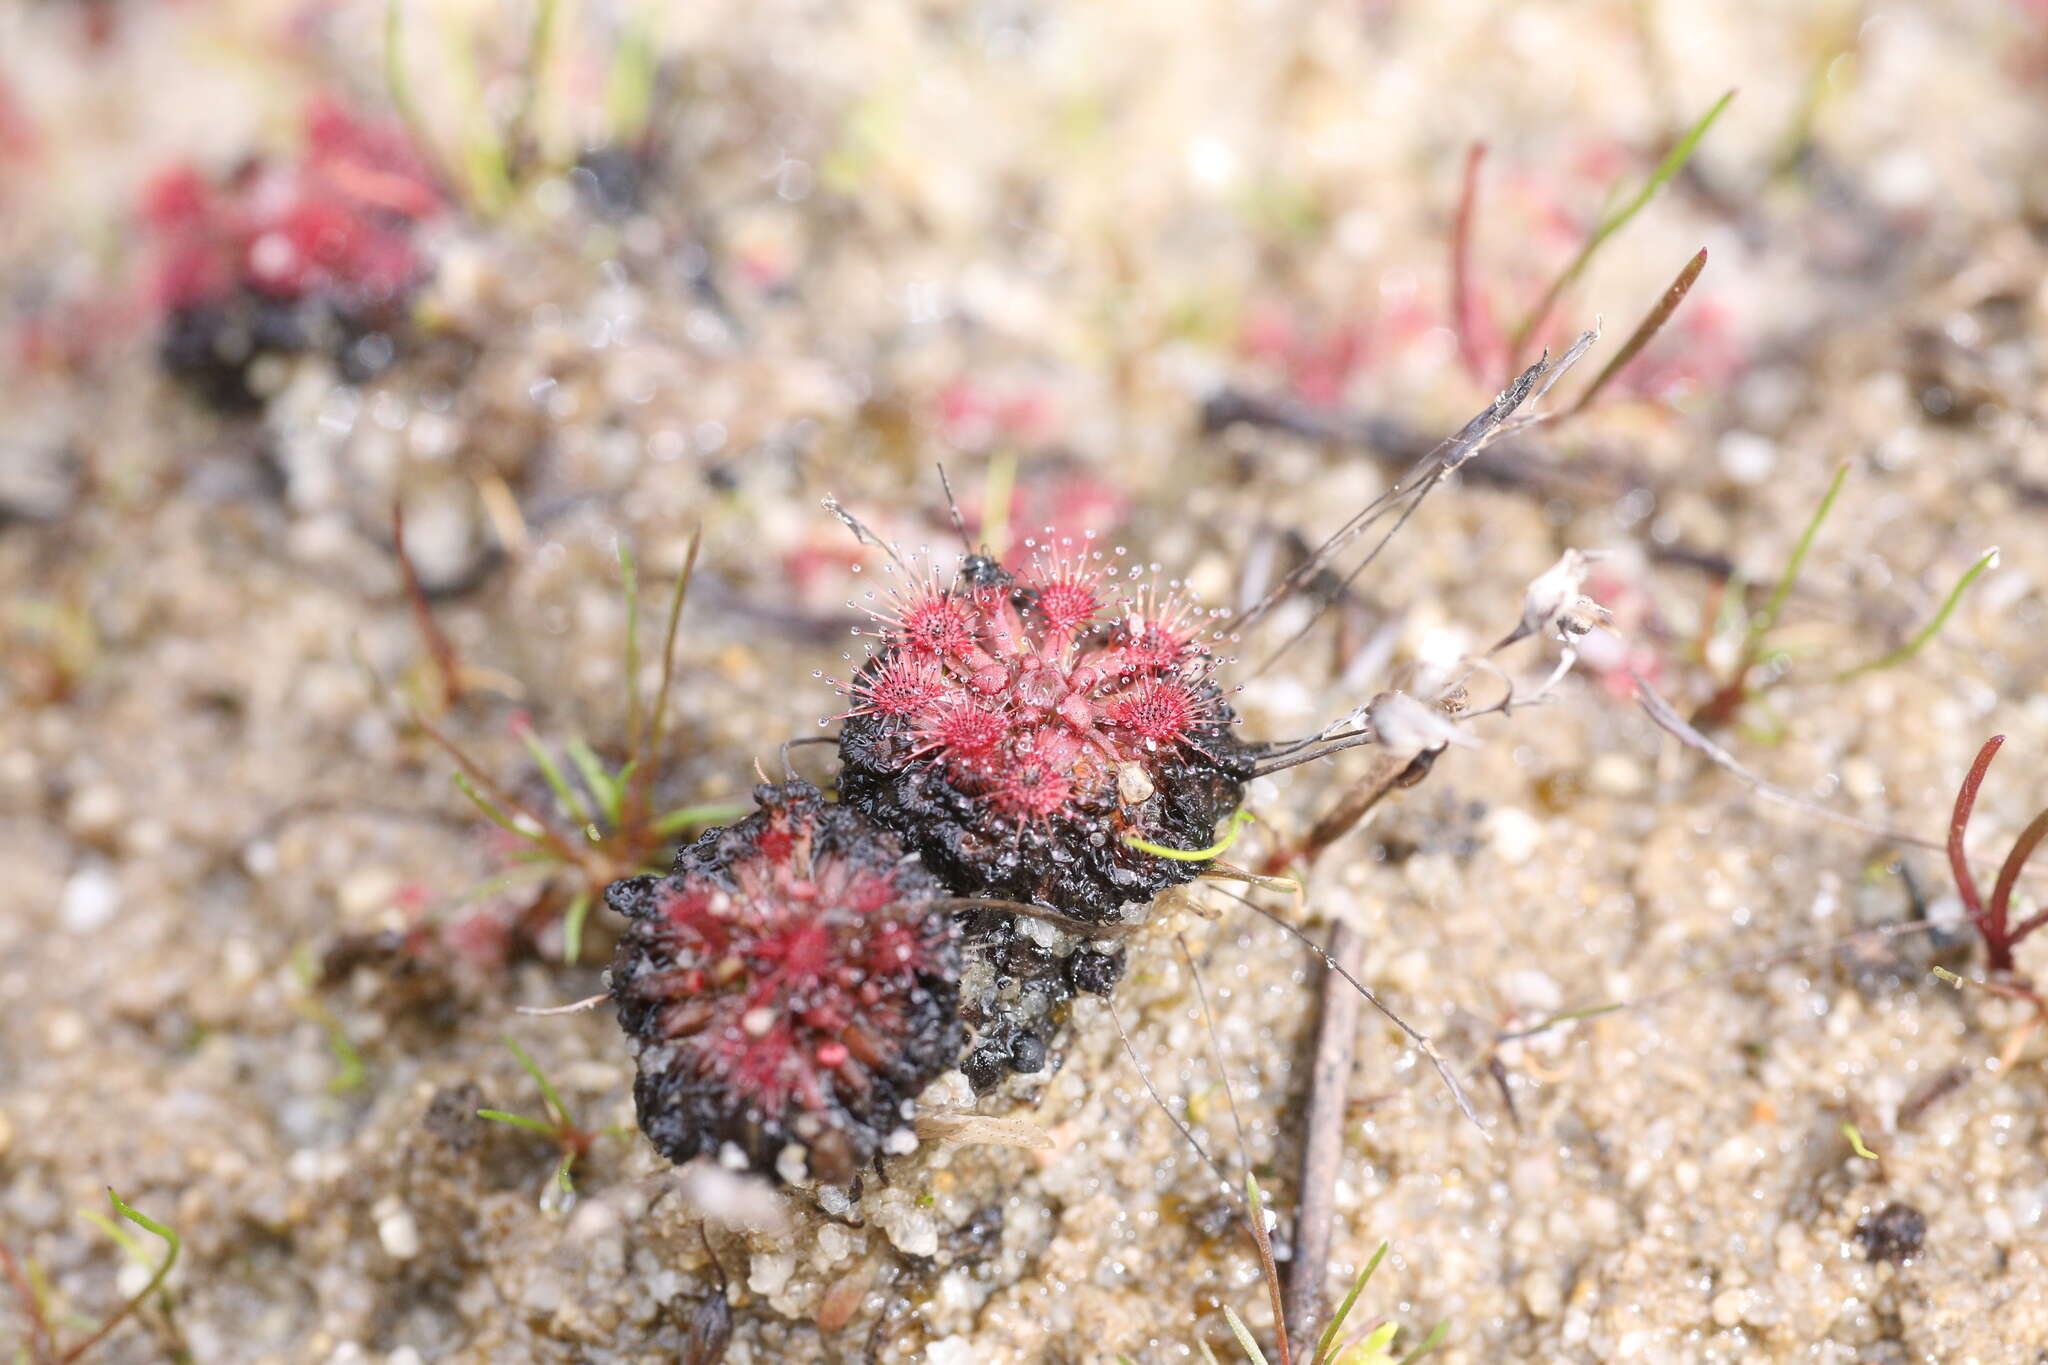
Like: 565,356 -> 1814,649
1284,917 -> 1365,1348
1279,750 -> 1435,1343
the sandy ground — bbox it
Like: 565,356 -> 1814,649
4,1 -> 2048,1361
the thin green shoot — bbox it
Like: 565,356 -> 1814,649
324,1027 -> 367,1096
450,772 -> 549,847
982,451 -> 1016,561
1831,548 -> 1998,682
518,725 -> 596,832
1126,809 -> 1257,862
1841,1122 -> 1877,1160
1756,460 -> 1850,645
383,0 -> 439,193
1222,1307 -> 1272,1365
288,949 -> 367,1094
477,1037 -> 621,1196
429,2 -> 512,213
415,532 -> 737,965
1509,90 -> 1734,357
560,892 -> 594,965
619,539 -> 643,773
506,0 -> 562,169
1311,1243 -> 1388,1365
507,1037 -> 571,1126
1932,966 -> 1965,988
473,1108 -> 558,1137
641,530 -> 703,787
18,1190 -> 181,1365
653,800 -> 750,836
567,738 -> 625,828
1337,1324 -> 1398,1365
1199,1344 -> 1225,1365
1395,1322 -> 1449,1365
1694,460 -> 1849,728
605,8 -> 660,144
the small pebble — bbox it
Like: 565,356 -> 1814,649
373,1197 -> 421,1260
60,864 -> 120,933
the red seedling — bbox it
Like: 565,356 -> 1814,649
1946,735 -> 2048,975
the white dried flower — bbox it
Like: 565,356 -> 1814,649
1365,690 -> 1475,761
1496,548 -> 1605,650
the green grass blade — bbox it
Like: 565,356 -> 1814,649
324,1023 -> 367,1095
1198,1343 -> 1225,1365
653,800 -> 749,836
108,1189 -> 182,1285
79,1209 -> 145,1260
508,0 -> 561,166
618,539 -> 643,765
1510,90 -> 1734,354
566,739 -> 625,828
476,1108 -> 559,1136
1395,1322 -> 1449,1365
1832,547 -> 1998,681
383,0 -> 434,184
1312,1242 -> 1389,1364
554,1152 -> 577,1195
502,1037 -> 572,1127
1338,1323 -> 1399,1364
605,9 -> 659,141
645,529 -> 703,777
57,1191 -> 181,1364
1753,460 -> 1850,650
983,450 -> 1016,561
1222,1306 -> 1271,1365
519,728 -> 595,831
560,892 -> 593,966
452,773 -> 550,847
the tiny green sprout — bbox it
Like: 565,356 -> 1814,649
1842,1122 -> 1878,1161
1933,966 -> 1966,988
1833,548 -> 1998,682
1126,809 -> 1257,863
1172,1229 -> 1449,1365
476,1038 -> 629,1198
1334,1323 -> 1399,1365
2,1189 -> 179,1365
1695,463 -> 1993,731
410,531 -> 746,964
1509,89 -> 1734,356
1222,1306 -> 1272,1365
288,948 -> 367,1094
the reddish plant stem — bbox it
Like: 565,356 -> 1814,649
1,1238 -> 55,1364
392,501 -> 464,709
1565,247 -> 1707,417
1949,735 -> 2006,970
1992,809 -> 2048,950
1450,142 -> 1497,384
